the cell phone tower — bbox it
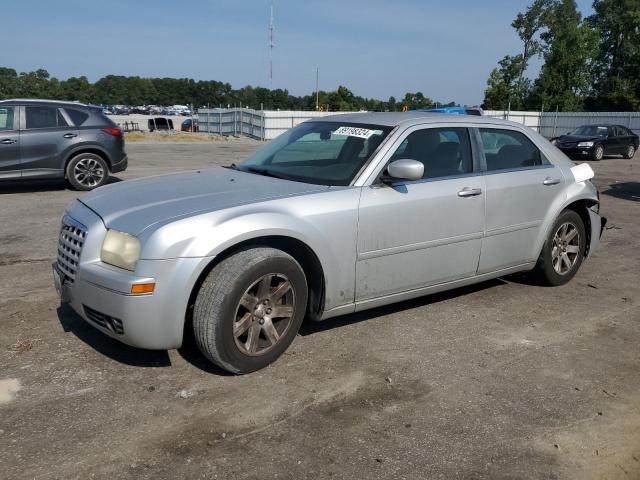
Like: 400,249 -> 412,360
269,2 -> 275,84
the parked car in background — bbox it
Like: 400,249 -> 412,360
552,124 -> 638,160
148,117 -> 174,132
0,99 -> 127,190
181,118 -> 198,132
54,112 -> 605,374
418,107 -> 483,116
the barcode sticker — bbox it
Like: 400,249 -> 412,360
333,126 -> 376,139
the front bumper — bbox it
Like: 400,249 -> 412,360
54,201 -> 211,350
588,208 -> 606,255
55,257 -> 206,349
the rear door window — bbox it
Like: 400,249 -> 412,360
0,107 -> 14,131
25,106 -> 63,129
480,129 -> 543,171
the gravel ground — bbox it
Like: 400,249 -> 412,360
0,140 -> 639,480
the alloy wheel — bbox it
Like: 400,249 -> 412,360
74,157 -> 105,188
233,273 -> 295,356
627,145 -> 635,158
551,222 -> 581,275
594,146 -> 604,160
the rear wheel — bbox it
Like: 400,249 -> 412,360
193,247 -> 308,374
533,210 -> 587,286
623,144 -> 635,159
66,153 -> 109,190
592,144 -> 604,161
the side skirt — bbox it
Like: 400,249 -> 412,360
319,262 -> 536,321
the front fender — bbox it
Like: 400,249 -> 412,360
141,209 -> 354,310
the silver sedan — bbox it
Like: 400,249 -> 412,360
53,112 -> 605,373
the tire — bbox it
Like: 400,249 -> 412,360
623,144 -> 635,159
533,210 -> 587,286
193,247 -> 308,374
592,144 -> 604,161
66,153 -> 110,191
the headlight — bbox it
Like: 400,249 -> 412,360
577,141 -> 595,148
101,229 -> 141,271
551,139 -> 558,145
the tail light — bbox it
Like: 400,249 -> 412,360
102,127 -> 122,137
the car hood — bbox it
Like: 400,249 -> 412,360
79,167 -> 328,235
558,135 -> 601,143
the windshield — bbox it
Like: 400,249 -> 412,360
237,121 -> 393,186
571,125 -> 608,137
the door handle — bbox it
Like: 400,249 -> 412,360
543,177 -> 560,186
458,187 -> 482,197
63,133 -> 77,138
0,138 -> 16,144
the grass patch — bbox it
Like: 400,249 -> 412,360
124,131 -> 230,142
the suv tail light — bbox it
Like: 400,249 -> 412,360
102,127 -> 122,137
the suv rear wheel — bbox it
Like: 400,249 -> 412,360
193,247 -> 308,374
66,153 -> 109,191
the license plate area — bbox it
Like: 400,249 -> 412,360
52,264 -> 70,303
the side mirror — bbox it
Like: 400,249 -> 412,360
385,159 -> 424,182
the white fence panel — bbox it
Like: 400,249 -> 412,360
196,108 -> 640,141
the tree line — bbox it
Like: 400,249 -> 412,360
483,0 -> 640,112
0,67 -> 456,112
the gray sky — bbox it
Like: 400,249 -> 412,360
7,0 -> 594,105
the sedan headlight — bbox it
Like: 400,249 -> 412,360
101,229 -> 141,271
577,141 -> 595,148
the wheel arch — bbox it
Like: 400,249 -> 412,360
63,146 -> 113,176
183,235 -> 327,345
537,196 -> 599,261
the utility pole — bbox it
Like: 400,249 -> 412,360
269,2 -> 275,85
315,67 -> 319,111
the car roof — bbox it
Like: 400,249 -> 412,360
312,111 -> 520,128
0,98 -> 89,107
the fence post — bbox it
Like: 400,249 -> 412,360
552,106 -> 559,138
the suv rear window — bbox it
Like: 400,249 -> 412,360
25,106 -> 63,129
65,108 -> 89,126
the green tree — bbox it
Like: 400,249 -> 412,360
483,55 -> 531,110
400,92 -> 435,110
530,0 -> 598,111
483,0 -> 553,110
0,68 -> 18,99
587,0 -> 640,110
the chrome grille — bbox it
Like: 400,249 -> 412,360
57,216 -> 87,282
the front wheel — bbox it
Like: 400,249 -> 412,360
623,144 -> 635,159
66,153 -> 109,190
592,144 -> 604,161
533,210 -> 586,286
193,247 -> 308,374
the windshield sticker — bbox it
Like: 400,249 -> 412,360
333,126 -> 377,139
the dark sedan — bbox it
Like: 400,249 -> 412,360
552,124 -> 638,160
